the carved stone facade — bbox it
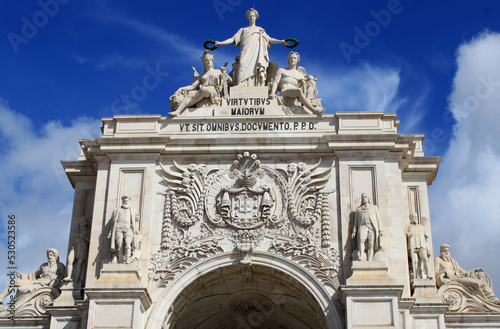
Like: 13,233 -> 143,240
1,109 -> 499,328
1,9 -> 499,329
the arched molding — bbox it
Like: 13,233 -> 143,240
144,251 -> 343,329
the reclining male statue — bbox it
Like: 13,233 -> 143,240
0,248 -> 65,310
435,244 -> 500,305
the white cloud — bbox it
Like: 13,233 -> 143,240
430,31 -> 500,293
316,63 -> 401,113
98,14 -> 234,66
0,101 -> 101,299
311,62 -> 431,131
96,54 -> 147,70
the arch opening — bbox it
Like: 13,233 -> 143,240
167,263 -> 328,329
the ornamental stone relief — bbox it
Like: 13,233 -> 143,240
148,152 -> 338,290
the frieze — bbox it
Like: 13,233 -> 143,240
178,121 -> 318,132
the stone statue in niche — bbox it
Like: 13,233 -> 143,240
435,244 -> 500,305
64,216 -> 90,285
269,52 -> 325,115
214,8 -> 288,87
0,249 -> 65,308
107,196 -> 141,264
351,193 -> 383,261
406,213 -> 430,280
169,51 -> 232,116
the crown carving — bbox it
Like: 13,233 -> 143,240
231,152 -> 263,187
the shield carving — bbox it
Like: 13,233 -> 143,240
205,152 -> 286,229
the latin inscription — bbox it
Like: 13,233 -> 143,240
225,97 -> 271,106
226,97 -> 271,116
231,107 -> 265,115
179,121 -> 317,132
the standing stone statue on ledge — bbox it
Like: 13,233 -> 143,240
351,193 -> 383,261
214,8 -> 288,87
435,244 -> 500,305
269,51 -> 325,115
406,213 -> 430,280
64,216 -> 90,285
108,196 -> 140,264
169,51 -> 232,116
0,249 -> 65,308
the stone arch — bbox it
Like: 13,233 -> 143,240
145,251 -> 343,329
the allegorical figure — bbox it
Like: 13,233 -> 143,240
269,51 -> 325,114
435,244 -> 500,304
64,216 -> 90,285
406,213 -> 430,279
169,51 -> 232,116
215,8 -> 287,86
351,193 -> 383,261
0,249 -> 65,307
107,196 -> 140,264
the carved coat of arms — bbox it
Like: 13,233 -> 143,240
150,152 -> 339,289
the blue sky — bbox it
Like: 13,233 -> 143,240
1,0 -> 500,296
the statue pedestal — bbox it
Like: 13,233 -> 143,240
341,261 -> 402,328
340,286 -> 404,329
98,263 -> 142,287
52,282 -> 83,307
47,282 -> 85,329
411,278 -> 441,301
406,279 -> 447,328
84,263 -> 151,329
347,260 -> 395,285
213,86 -> 287,116
85,288 -> 151,329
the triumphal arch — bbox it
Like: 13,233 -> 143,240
2,8 -> 500,329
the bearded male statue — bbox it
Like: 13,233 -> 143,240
435,244 -> 500,305
0,249 -> 65,309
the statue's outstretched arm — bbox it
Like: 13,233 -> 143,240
215,37 -> 234,46
269,37 -> 286,45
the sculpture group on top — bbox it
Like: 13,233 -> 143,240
169,8 -> 325,116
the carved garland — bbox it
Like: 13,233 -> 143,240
161,192 -> 172,249
320,192 -> 331,248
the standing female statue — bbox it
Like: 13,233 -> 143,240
215,8 -> 288,87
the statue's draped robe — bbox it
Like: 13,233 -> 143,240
198,69 -> 223,104
233,25 -> 271,86
407,223 -> 427,251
